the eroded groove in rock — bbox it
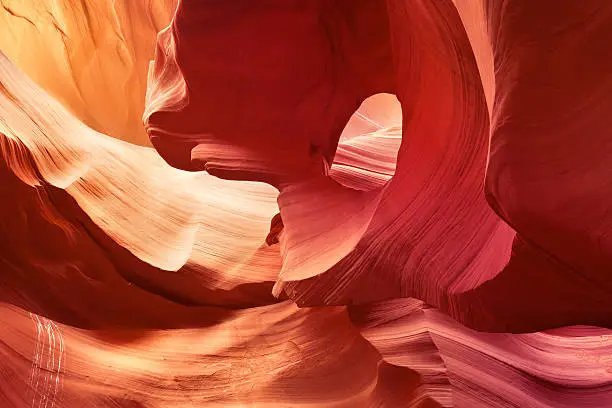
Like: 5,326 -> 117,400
0,0 -> 610,406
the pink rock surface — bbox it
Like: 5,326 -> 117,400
146,0 -> 612,331
0,0 -> 610,406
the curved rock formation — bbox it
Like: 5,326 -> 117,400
145,0 -> 612,331
0,0 -> 177,144
0,0 -> 611,406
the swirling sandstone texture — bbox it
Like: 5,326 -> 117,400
0,0 -> 610,407
0,0 -> 177,144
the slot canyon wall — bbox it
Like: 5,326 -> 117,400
0,0 -> 610,407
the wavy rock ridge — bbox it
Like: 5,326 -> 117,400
0,0 -> 610,407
